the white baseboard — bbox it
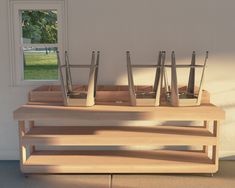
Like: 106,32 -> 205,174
0,149 -> 19,160
220,151 -> 235,160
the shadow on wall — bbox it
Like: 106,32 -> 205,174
212,88 -> 235,95
220,103 -> 235,110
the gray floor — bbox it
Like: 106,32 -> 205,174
0,161 -> 235,188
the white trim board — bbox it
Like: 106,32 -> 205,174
220,151 -> 235,160
0,149 -> 19,160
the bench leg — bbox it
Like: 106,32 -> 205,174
212,121 -> 219,169
29,121 -> 35,154
19,121 -> 26,172
203,121 -> 209,155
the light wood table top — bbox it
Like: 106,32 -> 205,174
14,104 -> 225,121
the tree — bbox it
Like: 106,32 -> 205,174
21,10 -> 57,44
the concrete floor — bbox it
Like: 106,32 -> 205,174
0,161 -> 235,188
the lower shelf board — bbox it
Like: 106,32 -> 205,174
23,125 -> 216,146
22,150 -> 217,173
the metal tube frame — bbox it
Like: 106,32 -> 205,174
167,51 -> 208,106
126,51 -> 165,106
57,50 -> 100,106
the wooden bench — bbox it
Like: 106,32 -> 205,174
14,102 -> 225,174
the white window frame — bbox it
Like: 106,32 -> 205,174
9,0 -> 67,86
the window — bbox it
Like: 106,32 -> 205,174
10,0 -> 66,85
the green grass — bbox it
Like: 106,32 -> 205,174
24,51 -> 58,80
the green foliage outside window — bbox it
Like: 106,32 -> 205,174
22,10 -> 57,44
21,10 -> 58,80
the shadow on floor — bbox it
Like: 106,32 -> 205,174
0,161 -> 109,188
0,161 -> 235,188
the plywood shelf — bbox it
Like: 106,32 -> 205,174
23,125 -> 216,146
14,104 -> 225,121
23,150 -> 216,173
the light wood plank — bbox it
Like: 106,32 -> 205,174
28,85 -> 211,104
22,150 -> 216,173
18,121 -> 26,171
212,121 -> 219,172
29,121 -> 35,154
14,104 -> 225,121
22,125 -> 216,146
203,121 -> 209,155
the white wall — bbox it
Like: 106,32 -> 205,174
0,0 -> 235,159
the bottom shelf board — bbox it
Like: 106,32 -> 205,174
23,150 -> 217,173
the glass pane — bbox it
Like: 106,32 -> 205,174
21,10 -> 58,44
23,47 -> 58,80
